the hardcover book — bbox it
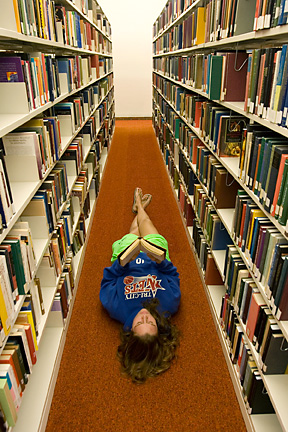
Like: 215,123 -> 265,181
217,115 -> 245,157
118,237 -> 166,267
0,56 -> 24,82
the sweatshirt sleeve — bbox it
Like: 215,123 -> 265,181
157,260 -> 181,315
99,260 -> 126,320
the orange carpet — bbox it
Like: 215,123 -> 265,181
45,119 -> 246,432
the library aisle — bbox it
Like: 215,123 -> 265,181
45,119 -> 246,431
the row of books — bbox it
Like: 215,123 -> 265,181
153,0 -> 254,55
154,85 -> 244,162
154,44 -> 288,129
254,0 -> 288,29
153,50 -> 249,103
179,151 -> 287,414
238,128 -> 288,226
0,168 -> 89,350
153,7 -> 205,54
0,83 -> 112,232
0,222 -> 36,341
0,52 -> 112,112
244,46 -> 288,127
222,245 -> 288,371
52,85 -> 113,139
50,253 -> 75,321
153,76 -> 247,156
13,0 -> 112,53
73,0 -> 112,37
187,102 -> 288,227
0,297 -> 39,427
154,92 -> 240,208
154,120 -> 197,234
153,0 -> 285,51
50,204 -> 75,277
231,194 -> 288,317
153,91 -> 202,160
153,90 -> 239,205
153,0 -> 192,37
2,116 -> 63,186
220,298 -> 278,413
0,248 -> 75,427
156,121 -> 232,286
20,150 -> 97,270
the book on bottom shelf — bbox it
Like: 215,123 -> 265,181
0,379 -> 17,427
204,253 -> 223,285
261,328 -> 288,374
0,362 -> 21,412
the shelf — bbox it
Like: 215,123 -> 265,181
185,214 -> 285,432
153,25 -> 288,51
36,287 -> 59,344
0,2 -> 114,431
153,71 -> 288,140
251,414 -> 283,432
59,0 -> 112,42
0,87 -> 114,246
0,26 -> 112,56
154,3 -> 288,430
207,284 -> 226,316
0,72 -> 113,138
161,129 -> 288,431
12,327 -> 64,432
153,1 -> 201,41
265,375 -> 288,432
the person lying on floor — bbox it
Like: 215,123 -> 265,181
100,187 -> 181,384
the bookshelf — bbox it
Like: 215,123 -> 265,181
153,1 -> 288,431
0,0 -> 114,431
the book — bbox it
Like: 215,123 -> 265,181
13,323 -> 36,366
262,330 -> 288,374
221,52 -> 249,101
278,173 -> 288,226
0,379 -> 17,427
0,246 -> 18,302
208,55 -> 223,100
2,237 -> 26,295
117,237 -> 166,267
264,144 -> 288,211
2,131 -> 44,180
204,253 -> 223,285
213,168 -> 239,209
0,363 -> 21,410
246,292 -> 266,342
2,344 -> 27,389
276,271 -> 288,320
0,56 -> 24,82
0,350 -> 23,396
271,155 -> 288,216
217,115 -> 245,157
247,373 -> 275,414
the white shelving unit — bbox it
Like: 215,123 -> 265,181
153,1 -> 288,430
0,1 -> 114,431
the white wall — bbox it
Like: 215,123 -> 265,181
100,0 -> 165,118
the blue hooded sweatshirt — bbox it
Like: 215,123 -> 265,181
100,252 -> 181,330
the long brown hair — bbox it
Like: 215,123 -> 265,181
117,298 -> 180,383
